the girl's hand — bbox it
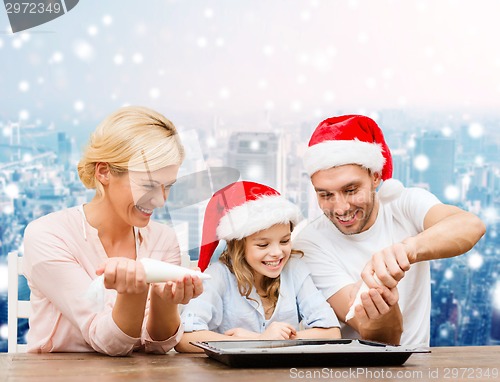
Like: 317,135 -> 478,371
96,257 -> 148,294
259,322 -> 297,340
224,327 -> 260,339
151,275 -> 203,305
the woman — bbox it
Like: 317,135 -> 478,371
23,106 -> 203,356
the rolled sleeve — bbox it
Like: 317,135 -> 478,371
142,323 -> 184,354
93,315 -> 138,356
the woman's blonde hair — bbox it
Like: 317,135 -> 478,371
219,223 -> 302,311
77,106 -> 184,196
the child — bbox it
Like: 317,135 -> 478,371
23,106 -> 203,356
175,181 -> 340,353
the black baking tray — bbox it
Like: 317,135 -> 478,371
191,339 -> 429,368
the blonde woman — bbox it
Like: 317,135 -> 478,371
23,106 -> 203,356
175,181 -> 340,353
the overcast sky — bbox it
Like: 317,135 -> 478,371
1,0 -> 500,133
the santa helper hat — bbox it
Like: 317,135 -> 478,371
303,115 -> 404,203
198,181 -> 301,272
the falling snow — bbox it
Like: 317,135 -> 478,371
73,40 -> 94,61
414,154 -> 430,171
18,81 -> 30,92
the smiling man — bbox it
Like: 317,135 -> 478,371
293,115 -> 485,346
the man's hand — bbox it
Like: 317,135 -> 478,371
361,242 -> 413,289
351,284 -> 403,345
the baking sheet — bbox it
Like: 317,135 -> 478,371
192,339 -> 430,368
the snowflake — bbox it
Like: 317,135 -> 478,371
219,88 -> 230,99
50,51 -> 64,64
265,100 -> 275,110
263,45 -> 274,56
197,37 -> 207,48
149,88 -> 160,99
114,54 -> 124,65
413,154 -> 430,171
73,40 -> 94,61
444,269 -> 453,280
132,53 -> 143,64
0,324 -> 8,339
102,15 -> 113,26
88,25 -> 98,36
467,252 -> 483,270
215,38 -> 225,47
19,110 -> 29,120
204,8 -> 214,18
444,185 -> 460,201
290,100 -> 302,112
74,100 -> 85,112
468,122 -> 484,139
441,126 -> 452,137
5,183 -> 19,198
19,81 -> 30,92
12,38 -> 22,49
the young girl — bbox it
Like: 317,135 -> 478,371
23,106 -> 203,356
175,181 -> 340,353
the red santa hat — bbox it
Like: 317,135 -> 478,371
303,115 -> 404,203
198,181 -> 301,271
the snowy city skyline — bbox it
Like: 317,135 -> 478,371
1,0 -> 500,134
1,1 -> 499,349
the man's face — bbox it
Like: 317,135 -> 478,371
311,164 -> 381,235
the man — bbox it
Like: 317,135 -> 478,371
293,115 -> 485,345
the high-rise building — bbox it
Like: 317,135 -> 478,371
411,132 -> 455,201
391,149 -> 411,185
227,132 -> 280,189
57,132 -> 72,168
168,202 -> 208,261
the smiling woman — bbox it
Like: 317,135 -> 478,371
22,106 -> 203,356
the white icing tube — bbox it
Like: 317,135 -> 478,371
140,258 -> 211,282
85,258 -> 210,311
345,275 -> 381,322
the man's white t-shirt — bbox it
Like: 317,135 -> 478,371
293,187 -> 441,345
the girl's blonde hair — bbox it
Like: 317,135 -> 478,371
219,223 -> 302,311
77,106 -> 184,196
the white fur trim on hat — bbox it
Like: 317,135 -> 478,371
216,195 -> 301,241
304,139 -> 385,176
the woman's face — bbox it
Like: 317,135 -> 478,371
244,223 -> 292,282
106,164 -> 180,227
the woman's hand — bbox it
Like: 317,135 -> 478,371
151,274 -> 203,305
96,257 -> 148,295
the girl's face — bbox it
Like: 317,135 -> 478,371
106,164 -> 179,227
244,223 -> 292,281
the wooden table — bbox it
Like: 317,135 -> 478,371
1,346 -> 499,382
